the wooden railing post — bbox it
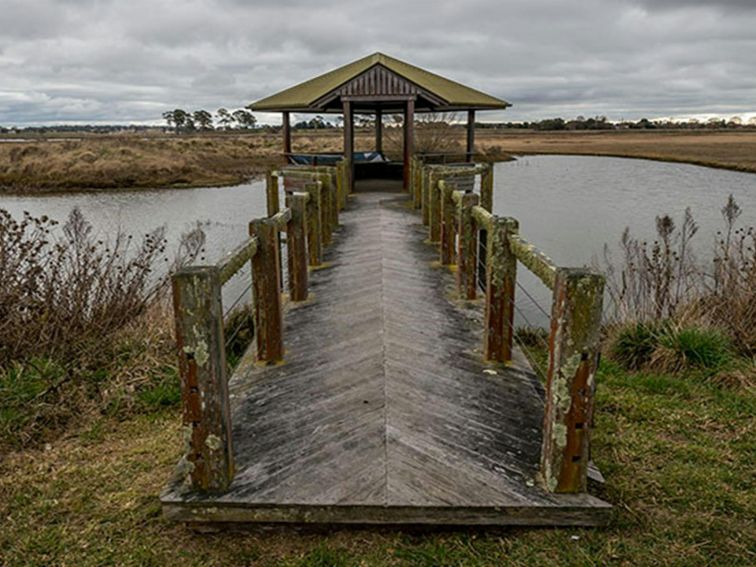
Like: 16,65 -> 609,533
440,181 -> 457,265
172,266 -> 234,491
286,193 -> 309,301
541,268 -> 605,493
480,162 -> 494,212
457,192 -> 479,299
322,171 -> 338,228
484,217 -> 518,362
422,166 -> 431,226
266,171 -> 279,216
413,157 -> 423,209
335,162 -> 346,210
318,173 -> 333,246
429,174 -> 442,243
304,181 -> 323,266
249,219 -> 284,362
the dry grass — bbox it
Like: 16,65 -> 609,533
476,129 -> 756,173
4,129 -> 755,193
0,134 -> 283,192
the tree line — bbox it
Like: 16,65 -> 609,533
161,108 -> 258,134
478,115 -> 756,131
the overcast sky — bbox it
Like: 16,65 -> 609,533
1,0 -> 754,125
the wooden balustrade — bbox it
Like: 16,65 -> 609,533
171,169 -> 342,492
435,163 -> 605,495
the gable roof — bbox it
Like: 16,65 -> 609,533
249,53 -> 510,112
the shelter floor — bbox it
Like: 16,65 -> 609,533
161,191 -> 610,526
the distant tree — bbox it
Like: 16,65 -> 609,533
216,108 -> 233,130
162,110 -> 175,132
162,108 -> 191,134
232,109 -> 257,129
193,110 -> 214,130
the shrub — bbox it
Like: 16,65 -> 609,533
604,195 -> 755,358
610,322 -> 664,371
655,327 -> 733,372
0,208 -> 205,448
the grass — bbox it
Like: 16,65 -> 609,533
3,129 -> 756,193
476,129 -> 756,174
1,360 -> 753,566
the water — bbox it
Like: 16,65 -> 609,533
1,155 -> 754,325
492,155 -> 756,327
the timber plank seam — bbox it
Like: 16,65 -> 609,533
162,159 -> 610,526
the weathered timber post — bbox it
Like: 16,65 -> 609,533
429,174 -> 442,243
266,171 -> 280,216
480,162 -> 494,212
421,166 -> 431,226
322,171 -> 338,228
440,181 -> 457,265
541,268 -> 605,493
484,217 -> 518,362
457,192 -> 479,299
172,267 -> 234,491
286,193 -> 309,301
413,157 -> 423,209
317,173 -> 333,246
304,181 -> 322,266
249,219 -> 284,362
336,162 -> 346,210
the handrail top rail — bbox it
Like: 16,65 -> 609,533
508,232 -> 558,289
217,236 -> 259,285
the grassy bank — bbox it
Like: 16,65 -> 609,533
476,129 -> 756,174
0,135 -> 282,192
2,129 -> 756,194
1,358 -> 753,566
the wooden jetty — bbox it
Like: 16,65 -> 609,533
161,54 -> 610,527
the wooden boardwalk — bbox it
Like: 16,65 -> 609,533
162,191 -> 610,526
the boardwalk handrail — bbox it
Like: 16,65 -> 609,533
171,164 -> 348,493
433,169 -> 605,496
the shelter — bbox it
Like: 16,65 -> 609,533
249,53 -> 510,189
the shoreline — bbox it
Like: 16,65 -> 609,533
2,130 -> 756,196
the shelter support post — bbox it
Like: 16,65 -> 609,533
282,111 -> 291,158
466,110 -> 475,162
342,100 -> 353,193
375,109 -> 383,154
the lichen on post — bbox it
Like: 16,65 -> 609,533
540,268 -> 605,493
484,217 -> 518,362
457,192 -> 479,300
249,219 -> 284,363
440,181 -> 457,265
171,266 -> 234,491
304,181 -> 323,266
422,167 -> 431,226
286,193 -> 309,301
428,174 -> 442,243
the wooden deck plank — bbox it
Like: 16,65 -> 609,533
161,190 -> 610,526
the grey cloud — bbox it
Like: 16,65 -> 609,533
0,0 -> 754,125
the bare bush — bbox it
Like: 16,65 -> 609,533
383,112 -> 464,158
604,195 -> 755,358
0,208 -> 205,365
